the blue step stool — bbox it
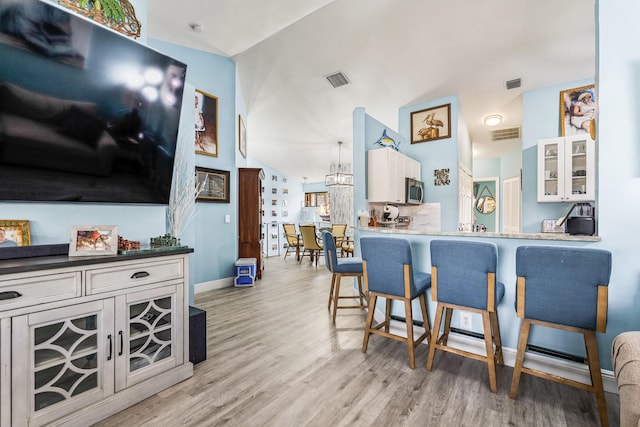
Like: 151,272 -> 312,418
235,258 -> 257,287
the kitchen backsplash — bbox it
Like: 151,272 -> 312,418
368,202 -> 441,231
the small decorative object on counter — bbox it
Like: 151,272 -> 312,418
151,234 -> 180,248
118,236 -> 140,251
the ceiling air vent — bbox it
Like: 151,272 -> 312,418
506,78 -> 521,90
325,71 -> 350,88
491,127 -> 521,141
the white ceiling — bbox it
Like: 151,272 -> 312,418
148,0 -> 595,183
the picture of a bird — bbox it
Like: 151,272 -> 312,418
374,129 -> 401,151
423,112 -> 444,128
418,111 -> 446,140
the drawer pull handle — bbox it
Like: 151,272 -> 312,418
131,271 -> 150,279
107,334 -> 113,361
118,331 -> 124,356
0,291 -> 22,300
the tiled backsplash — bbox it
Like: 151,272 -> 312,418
368,202 -> 441,231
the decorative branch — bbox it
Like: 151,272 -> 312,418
167,132 -> 205,240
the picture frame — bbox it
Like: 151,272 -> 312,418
195,89 -> 218,157
195,167 -> 230,203
69,225 -> 118,256
411,103 -> 451,143
238,115 -> 247,158
0,219 -> 31,247
560,84 -> 596,137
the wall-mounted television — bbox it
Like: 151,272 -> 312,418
0,0 -> 187,204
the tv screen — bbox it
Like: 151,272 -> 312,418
0,0 -> 187,204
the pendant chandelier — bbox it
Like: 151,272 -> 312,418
325,141 -> 353,187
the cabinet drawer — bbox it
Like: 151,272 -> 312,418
0,272 -> 81,311
86,258 -> 184,295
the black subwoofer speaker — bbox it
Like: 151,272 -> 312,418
189,306 -> 207,364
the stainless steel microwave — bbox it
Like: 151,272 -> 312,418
405,178 -> 424,204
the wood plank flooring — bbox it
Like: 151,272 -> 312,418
94,255 -> 620,426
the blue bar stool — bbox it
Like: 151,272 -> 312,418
427,240 -> 504,393
360,237 -> 431,369
322,232 -> 366,322
510,246 -> 612,427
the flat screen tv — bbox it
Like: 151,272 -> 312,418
0,0 -> 187,204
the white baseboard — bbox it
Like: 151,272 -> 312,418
195,277 -> 234,293
373,309 -> 618,395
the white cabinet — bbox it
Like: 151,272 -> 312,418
0,252 -> 192,427
537,135 -> 595,203
368,147 -> 421,203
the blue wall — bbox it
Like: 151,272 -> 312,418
398,97 -> 463,231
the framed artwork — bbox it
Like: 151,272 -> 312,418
195,167 -> 230,203
195,89 -> 218,157
560,84 -> 596,137
69,225 -> 118,256
238,115 -> 247,158
411,103 -> 451,143
434,168 -> 451,186
0,219 -> 31,247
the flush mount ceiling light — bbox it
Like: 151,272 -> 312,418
325,141 -> 353,187
484,114 -> 503,127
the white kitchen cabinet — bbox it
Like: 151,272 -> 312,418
0,251 -> 192,427
368,147 -> 421,203
537,135 -> 595,203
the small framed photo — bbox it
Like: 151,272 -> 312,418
411,103 -> 451,143
0,219 -> 31,247
195,167 -> 230,203
69,225 -> 118,256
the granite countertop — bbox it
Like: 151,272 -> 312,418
355,226 -> 601,242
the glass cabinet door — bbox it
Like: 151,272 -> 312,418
538,139 -> 563,201
12,300 -> 114,427
115,284 -> 182,392
565,135 -> 595,202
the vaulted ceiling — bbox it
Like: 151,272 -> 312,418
148,0 -> 595,183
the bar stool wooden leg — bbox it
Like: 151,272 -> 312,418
585,330 -> 608,427
328,274 -> 337,310
427,303 -> 445,371
405,298 -> 415,369
490,311 -> 504,365
509,318 -> 531,399
332,273 -> 342,323
482,311 -> 498,393
362,294 -> 377,352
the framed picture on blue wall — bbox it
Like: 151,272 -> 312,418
195,167 -> 229,203
560,84 -> 596,137
195,89 -> 218,157
411,103 -> 451,143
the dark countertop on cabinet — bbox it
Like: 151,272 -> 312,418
0,247 -> 194,276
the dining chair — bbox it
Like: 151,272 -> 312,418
322,232 -> 366,322
360,237 -> 431,369
427,240 -> 504,393
298,224 -> 324,266
330,223 -> 347,256
510,246 -> 612,427
282,223 -> 303,261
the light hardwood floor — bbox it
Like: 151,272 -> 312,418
94,255 -> 620,426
